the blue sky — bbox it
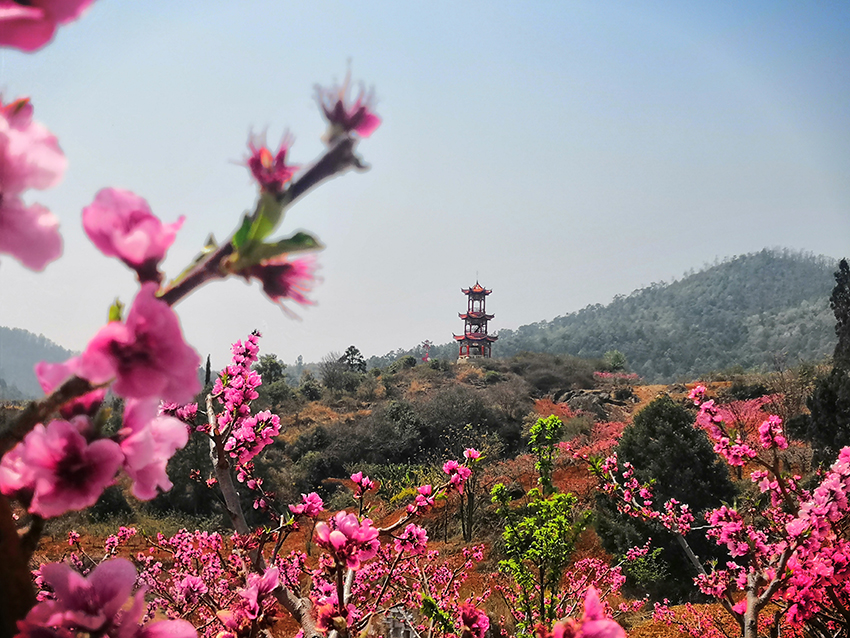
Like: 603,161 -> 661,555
1,1 -> 849,367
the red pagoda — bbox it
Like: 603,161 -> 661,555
454,282 -> 497,359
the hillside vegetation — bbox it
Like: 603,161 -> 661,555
373,249 -> 837,382
0,327 -> 75,399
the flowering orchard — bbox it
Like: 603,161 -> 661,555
0,5 -> 626,638
585,384 -> 850,638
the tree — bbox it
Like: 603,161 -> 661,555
788,258 -> 850,465
491,415 -> 592,635
253,353 -> 286,384
595,395 -> 737,601
831,258 -> 850,370
603,350 -> 627,371
339,345 -> 367,373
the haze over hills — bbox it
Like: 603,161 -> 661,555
370,249 -> 840,382
1,249 -> 841,398
0,327 -> 76,400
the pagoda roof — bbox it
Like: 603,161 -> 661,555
459,312 -> 494,320
462,281 -> 491,295
453,333 -> 498,342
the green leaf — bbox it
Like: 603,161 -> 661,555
232,214 -> 253,249
233,232 -> 324,270
244,191 -> 285,246
108,298 -> 125,322
421,596 -> 455,634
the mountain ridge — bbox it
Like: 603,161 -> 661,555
369,248 -> 839,381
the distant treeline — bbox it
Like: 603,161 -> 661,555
367,249 -> 838,382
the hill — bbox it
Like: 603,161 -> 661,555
371,248 -> 839,382
0,327 -> 75,399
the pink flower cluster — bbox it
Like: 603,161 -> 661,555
546,587 -> 625,638
443,458 -> 473,495
350,471 -> 376,497
245,133 -> 298,194
392,523 -> 428,556
17,558 -> 195,638
758,415 -> 788,450
597,454 -> 694,534
315,73 -> 381,143
0,96 -> 64,271
459,602 -> 490,638
212,333 -> 282,465
0,396 -> 190,516
289,492 -> 324,517
406,484 -> 436,514
314,511 -> 380,570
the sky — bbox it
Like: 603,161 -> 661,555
1,1 -> 849,369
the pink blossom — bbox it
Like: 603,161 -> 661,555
244,256 -> 316,311
245,133 -> 298,193
0,97 -> 64,270
289,492 -> 324,517
79,282 -> 201,403
83,188 -> 183,282
18,558 -> 196,638
458,602 -> 489,638
0,197 -> 62,270
0,0 -> 95,51
758,415 -> 788,450
314,511 -> 379,570
120,398 -> 190,500
316,73 -> 381,142
577,586 -> 625,638
351,471 -> 376,495
393,523 -> 428,556
407,483 -> 436,513
238,566 -> 279,619
443,459 -> 473,494
0,417 -> 122,517
464,448 -> 481,460
35,356 -> 106,418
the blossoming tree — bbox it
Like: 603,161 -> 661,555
588,385 -> 850,638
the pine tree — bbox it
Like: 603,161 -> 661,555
832,258 -> 850,370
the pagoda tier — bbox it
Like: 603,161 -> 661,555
461,283 -> 491,296
458,312 -> 494,321
456,281 -> 497,359
453,333 -> 498,342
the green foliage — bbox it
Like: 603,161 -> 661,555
338,345 -> 367,373
421,596 -> 455,634
595,395 -> 737,602
831,258 -> 850,370
492,414 -> 591,633
529,415 -> 564,496
603,349 -> 627,371
621,546 -> 670,593
387,355 -> 417,373
298,371 -> 323,401
791,367 -> 850,466
253,353 -> 286,384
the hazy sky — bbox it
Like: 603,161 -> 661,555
1,1 -> 849,368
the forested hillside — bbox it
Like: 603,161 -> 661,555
0,327 -> 75,399
370,249 -> 838,381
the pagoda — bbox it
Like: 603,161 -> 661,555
454,281 -> 497,359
